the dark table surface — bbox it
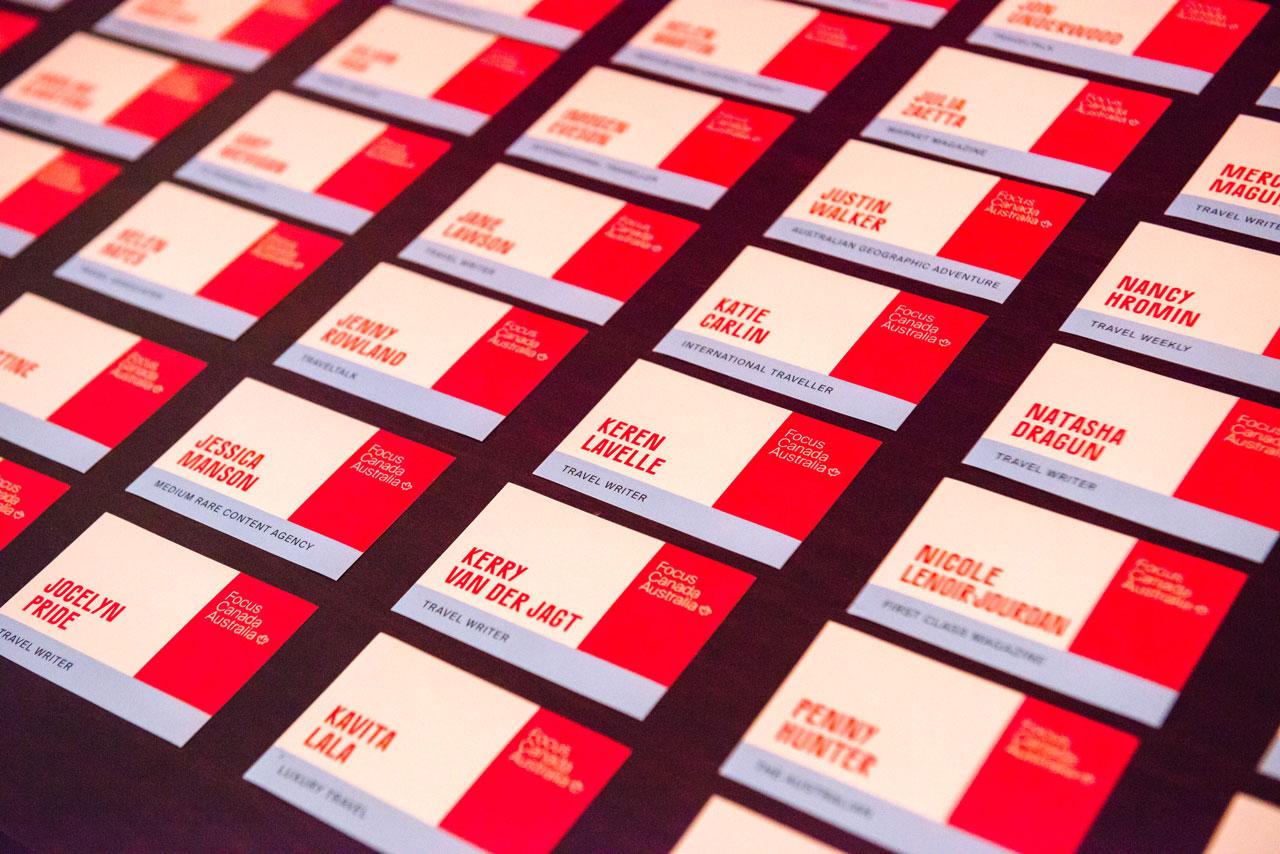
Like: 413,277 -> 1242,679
1,1 -> 1279,851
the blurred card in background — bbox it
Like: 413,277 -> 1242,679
508,67 -> 792,208
277,263 -> 584,439
244,632 -> 629,852
298,6 -> 559,136
58,182 -> 340,339
0,33 -> 231,160
863,47 -> 1169,194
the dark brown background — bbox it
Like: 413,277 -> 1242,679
1,0 -> 1278,851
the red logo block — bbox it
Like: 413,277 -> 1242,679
134,572 -> 314,715
1173,399 -> 1280,532
47,339 -> 205,449
432,307 -> 585,416
713,412 -> 877,540
287,430 -> 452,551
577,544 -> 753,686
658,101 -> 792,190
439,708 -> 628,854
1069,541 -> 1243,690
948,698 -> 1137,854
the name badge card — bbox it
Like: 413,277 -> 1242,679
57,182 -> 341,340
965,344 -> 1280,562
297,7 -> 559,137
863,47 -> 1169,195
400,163 -> 697,324
244,632 -> 629,853
0,128 -> 118,258
809,0 -> 955,28
0,11 -> 35,54
0,293 -> 204,472
614,0 -> 888,113
0,458 -> 66,550
655,246 -> 984,428
766,140 -> 1083,302
1261,71 -> 1280,110
176,91 -> 449,235
392,0 -> 619,49
1166,114 -> 1280,245
851,478 -> 1243,726
535,360 -> 878,568
507,67 -> 793,209
276,263 -> 585,439
1261,729 -> 1280,781
1206,795 -> 1280,853
0,33 -> 231,161
96,0 -> 341,72
721,623 -> 1137,854
1062,223 -> 1280,391
393,484 -> 753,718
0,514 -> 313,746
970,0 -> 1266,94
126,379 -> 453,579
674,796 -> 840,854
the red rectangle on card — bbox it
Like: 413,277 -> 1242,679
947,697 -> 1137,854
431,307 -> 585,416
134,572 -> 314,714
0,459 -> 66,550
576,544 -> 753,686
286,430 -> 451,551
46,339 -> 205,449
712,412 -> 876,539
439,708 -> 630,854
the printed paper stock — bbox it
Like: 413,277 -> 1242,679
810,0 -> 955,28
850,478 -> 1244,725
970,1 -> 1266,94
0,514 -> 313,746
0,458 -> 66,550
393,484 -> 752,718
1205,795 -> 1280,853
0,293 -> 204,472
673,796 -> 840,853
1260,728 -> 1280,781
176,91 -> 449,234
10,0 -> 68,9
507,67 -> 792,209
244,632 -> 629,853
766,140 -> 1083,302
126,379 -> 453,578
1261,71 -> 1280,110
721,623 -> 1137,854
0,128 -> 118,258
0,11 -> 35,54
534,360 -> 879,568
1166,114 -> 1280,245
1062,223 -> 1280,391
655,247 -> 984,428
392,0 -> 619,49
613,0 -> 888,112
96,0 -> 340,72
297,7 -> 559,136
965,345 -> 1280,562
0,33 -> 231,160
863,47 -> 1170,194
399,164 -> 697,324
276,264 -> 585,439
57,182 -> 341,339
